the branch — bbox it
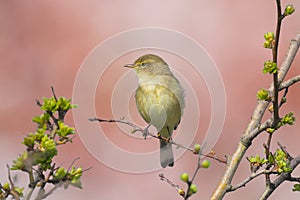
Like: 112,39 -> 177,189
159,174 -> 182,192
7,165 -> 20,200
279,75 -> 300,90
39,182 -> 63,199
211,32 -> 300,200
271,0 -> 283,125
259,155 -> 300,200
229,169 -> 275,192
89,118 -> 227,164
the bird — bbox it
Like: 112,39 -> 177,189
124,54 -> 185,167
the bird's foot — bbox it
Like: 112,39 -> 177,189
157,133 -> 172,144
142,124 -> 152,139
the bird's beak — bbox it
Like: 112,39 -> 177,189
124,64 -> 134,68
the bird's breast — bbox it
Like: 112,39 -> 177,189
135,82 -> 182,131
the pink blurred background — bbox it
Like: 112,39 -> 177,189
1,1 -> 300,199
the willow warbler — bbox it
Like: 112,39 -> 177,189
124,54 -> 185,167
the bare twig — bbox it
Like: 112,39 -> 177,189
90,117 -> 227,164
279,88 -> 288,108
51,86 -> 57,101
7,165 -> 20,200
229,168 -> 276,192
67,157 -> 80,172
159,173 -> 182,191
279,75 -> 300,90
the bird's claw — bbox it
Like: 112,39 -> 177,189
142,124 -> 152,139
143,129 -> 149,139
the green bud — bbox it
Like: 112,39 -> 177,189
54,167 -> 67,180
266,128 -> 275,134
257,88 -> 270,101
41,97 -> 59,112
263,32 -> 274,49
263,40 -> 272,49
14,187 -> 24,197
273,149 -> 292,173
293,184 -> 300,192
201,160 -> 211,168
281,112 -> 295,125
264,32 -> 275,41
189,184 -> 198,194
263,61 -> 277,74
268,104 -> 274,113
57,121 -> 75,138
284,5 -> 295,16
2,182 -> 9,190
11,152 -> 28,170
178,188 -> 185,196
23,137 -> 35,148
180,173 -> 189,183
193,144 -> 201,154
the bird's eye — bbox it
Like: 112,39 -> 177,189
140,62 -> 147,68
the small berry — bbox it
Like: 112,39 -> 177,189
193,144 -> 201,154
201,160 -> 211,168
189,184 -> 198,194
2,182 -> 10,190
284,5 -> 295,16
180,173 -> 189,183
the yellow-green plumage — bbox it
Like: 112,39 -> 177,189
125,54 -> 184,167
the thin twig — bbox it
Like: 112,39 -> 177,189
67,157 -> 80,172
279,88 -> 289,108
286,176 -> 300,182
184,145 -> 207,199
159,173 -> 181,191
51,86 -> 57,101
229,169 -> 275,192
264,132 -> 273,187
279,75 -> 300,90
7,165 -> 20,200
90,117 -> 227,164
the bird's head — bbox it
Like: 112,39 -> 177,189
124,54 -> 172,76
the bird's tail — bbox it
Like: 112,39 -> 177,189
159,128 -> 174,168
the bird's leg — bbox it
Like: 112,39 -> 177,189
167,137 -> 173,144
143,123 -> 152,139
157,129 -> 172,144
166,126 -> 173,143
